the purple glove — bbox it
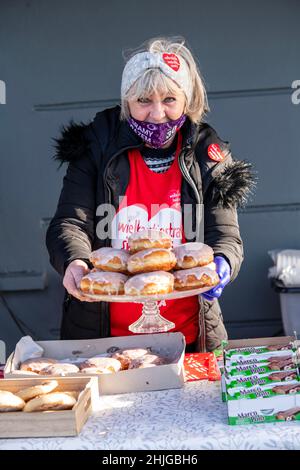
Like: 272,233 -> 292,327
201,256 -> 231,301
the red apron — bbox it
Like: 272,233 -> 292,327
110,132 -> 199,344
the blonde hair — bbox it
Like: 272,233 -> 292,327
120,36 -> 209,124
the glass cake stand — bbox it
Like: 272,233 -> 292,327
80,285 -> 215,334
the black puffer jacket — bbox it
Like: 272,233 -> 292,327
46,105 -> 254,351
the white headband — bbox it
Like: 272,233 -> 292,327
121,51 -> 192,102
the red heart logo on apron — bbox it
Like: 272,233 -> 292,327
162,53 -> 180,71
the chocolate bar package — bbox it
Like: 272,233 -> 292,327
227,381 -> 300,400
227,393 -> 300,425
225,351 -> 293,367
224,343 -> 293,359
225,357 -> 296,376
225,369 -> 299,389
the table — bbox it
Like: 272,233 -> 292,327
1,381 -> 300,450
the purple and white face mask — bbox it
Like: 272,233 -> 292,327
127,114 -> 186,149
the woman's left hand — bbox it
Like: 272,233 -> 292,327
201,256 -> 231,301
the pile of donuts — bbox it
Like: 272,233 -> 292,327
80,229 -> 220,296
0,380 -> 78,412
17,347 -> 167,377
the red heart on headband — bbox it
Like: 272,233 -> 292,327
162,53 -> 180,71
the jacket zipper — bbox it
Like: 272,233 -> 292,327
178,148 -> 202,205
178,148 -> 206,353
103,145 -> 143,210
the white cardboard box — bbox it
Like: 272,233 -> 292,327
5,332 -> 185,395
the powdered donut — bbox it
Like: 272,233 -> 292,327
173,266 -> 220,291
39,363 -> 80,376
16,380 -> 59,402
112,348 -> 150,370
128,229 -> 172,253
129,354 -> 166,369
23,392 -> 76,412
90,247 -> 130,273
64,391 -> 80,400
11,370 -> 39,376
127,248 -> 176,273
111,353 -> 131,370
80,366 -> 113,375
173,243 -> 214,269
124,271 -> 174,296
80,271 -> 128,295
79,357 -> 122,374
204,261 -> 216,271
120,348 -> 150,360
20,357 -> 58,374
0,391 -> 25,412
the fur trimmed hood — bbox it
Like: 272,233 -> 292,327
52,120 -> 90,168
210,160 -> 256,209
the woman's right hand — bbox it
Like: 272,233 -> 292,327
63,259 -> 96,302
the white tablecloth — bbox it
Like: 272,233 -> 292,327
1,381 -> 300,450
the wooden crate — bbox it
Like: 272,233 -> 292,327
0,376 -> 95,438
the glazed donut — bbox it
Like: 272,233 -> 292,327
12,370 -> 40,376
120,348 -> 150,360
23,392 -> 76,412
173,243 -> 214,269
64,391 -> 80,400
80,271 -> 128,295
20,357 -> 58,374
16,380 -> 59,402
127,248 -> 176,274
204,261 -> 216,271
111,353 -> 131,370
129,354 -> 166,369
173,266 -> 219,291
79,357 -> 122,374
39,363 -> 80,376
124,271 -> 174,296
90,247 -> 130,273
0,391 -> 25,412
128,229 -> 172,253
112,348 -> 150,370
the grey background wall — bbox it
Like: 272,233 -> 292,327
0,0 -> 299,354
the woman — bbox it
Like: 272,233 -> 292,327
46,37 -> 254,352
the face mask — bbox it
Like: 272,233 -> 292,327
127,114 -> 186,149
